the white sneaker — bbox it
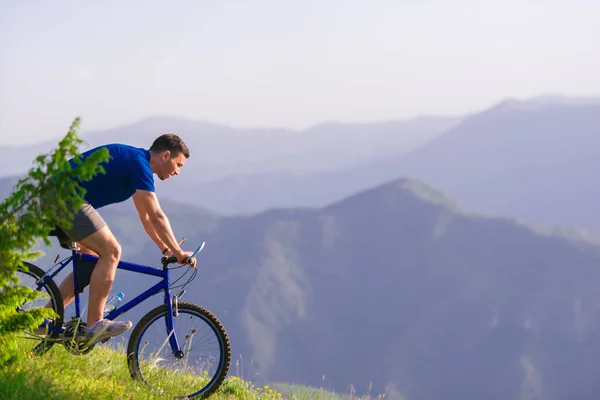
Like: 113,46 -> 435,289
82,319 -> 133,346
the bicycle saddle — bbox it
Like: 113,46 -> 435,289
49,226 -> 73,250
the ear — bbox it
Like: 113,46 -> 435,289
162,150 -> 171,160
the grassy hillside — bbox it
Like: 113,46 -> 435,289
2,338 -> 275,400
0,339 -> 382,400
2,337 -> 384,400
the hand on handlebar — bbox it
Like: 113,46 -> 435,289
175,250 -> 197,268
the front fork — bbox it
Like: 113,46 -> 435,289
164,289 -> 186,358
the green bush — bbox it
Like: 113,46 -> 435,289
0,117 -> 109,367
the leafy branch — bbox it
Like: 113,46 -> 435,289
0,117 -> 109,367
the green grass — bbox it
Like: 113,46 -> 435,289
1,337 -> 390,400
0,337 -> 282,400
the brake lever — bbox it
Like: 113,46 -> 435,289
190,242 -> 206,258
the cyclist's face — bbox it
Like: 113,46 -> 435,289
158,151 -> 186,180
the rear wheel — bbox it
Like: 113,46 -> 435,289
127,302 -> 231,399
14,261 -> 65,355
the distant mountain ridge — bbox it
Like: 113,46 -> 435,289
0,114 -> 462,180
498,94 -> 600,109
154,96 -> 600,236
382,99 -> 600,231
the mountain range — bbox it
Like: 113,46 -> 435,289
156,95 -> 600,236
7,176 -> 600,400
0,114 -> 461,181
4,95 -> 600,237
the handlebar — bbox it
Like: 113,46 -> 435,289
160,241 -> 206,268
161,255 -> 195,266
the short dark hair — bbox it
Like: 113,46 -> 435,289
150,133 -> 190,158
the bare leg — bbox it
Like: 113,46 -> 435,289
76,226 -> 122,327
45,226 -> 131,343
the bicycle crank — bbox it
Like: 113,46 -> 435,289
61,318 -> 96,355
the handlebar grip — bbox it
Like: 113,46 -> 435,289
161,255 -> 195,266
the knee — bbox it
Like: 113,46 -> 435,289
100,241 -> 122,262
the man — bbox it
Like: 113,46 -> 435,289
39,133 -> 197,346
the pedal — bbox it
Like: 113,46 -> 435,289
61,318 -> 95,356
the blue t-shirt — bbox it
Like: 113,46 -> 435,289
69,143 -> 155,209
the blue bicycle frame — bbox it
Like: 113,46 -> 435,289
35,241 -> 204,353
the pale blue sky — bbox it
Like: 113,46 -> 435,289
1,0 -> 598,145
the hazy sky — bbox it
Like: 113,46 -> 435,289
1,0 -> 599,145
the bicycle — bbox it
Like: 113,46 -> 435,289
15,227 -> 231,399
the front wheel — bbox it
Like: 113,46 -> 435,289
127,302 -> 231,399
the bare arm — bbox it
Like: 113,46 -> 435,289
132,189 -> 184,258
136,207 -> 169,253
